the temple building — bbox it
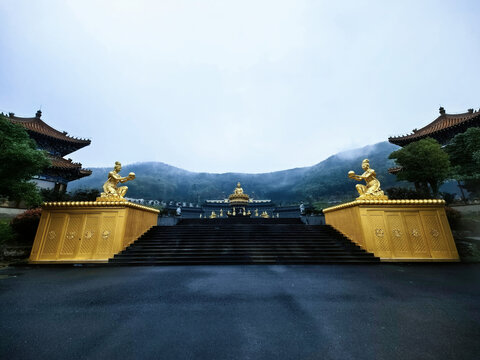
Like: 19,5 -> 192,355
388,107 -> 480,174
165,183 -> 302,219
389,107 -> 480,147
203,184 -> 276,218
7,110 -> 91,192
202,182 -> 276,218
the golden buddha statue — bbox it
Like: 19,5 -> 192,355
209,211 -> 217,219
228,182 -> 250,204
234,182 -> 243,195
98,161 -> 135,201
254,209 -> 259,217
348,159 -> 388,200
219,209 -> 223,217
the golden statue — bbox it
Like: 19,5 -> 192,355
261,211 -> 270,218
228,182 -> 250,204
209,211 -> 217,219
348,159 -> 388,200
98,161 -> 135,201
254,209 -> 259,217
219,209 -> 223,217
234,182 -> 243,194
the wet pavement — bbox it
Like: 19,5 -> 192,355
0,264 -> 479,360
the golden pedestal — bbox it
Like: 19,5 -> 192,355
323,199 -> 459,261
29,201 -> 159,263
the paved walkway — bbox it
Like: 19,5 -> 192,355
1,264 -> 479,360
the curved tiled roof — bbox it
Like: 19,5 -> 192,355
48,155 -> 92,177
9,112 -> 91,146
48,155 -> 86,170
389,108 -> 480,145
49,155 -> 92,175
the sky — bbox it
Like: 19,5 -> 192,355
1,0 -> 479,173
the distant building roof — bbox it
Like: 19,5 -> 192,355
387,166 -> 403,175
8,110 -> 91,148
389,107 -> 480,146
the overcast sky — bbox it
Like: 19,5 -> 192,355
1,0 -> 479,173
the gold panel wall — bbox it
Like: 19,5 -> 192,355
324,200 -> 459,261
29,201 -> 159,263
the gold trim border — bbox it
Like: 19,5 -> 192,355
323,199 -> 445,213
42,201 -> 160,214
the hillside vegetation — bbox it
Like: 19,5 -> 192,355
69,141 -> 400,204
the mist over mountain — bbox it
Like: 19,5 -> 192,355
69,141 -> 400,203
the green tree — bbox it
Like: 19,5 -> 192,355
0,114 -> 51,206
40,188 -> 101,202
388,138 -> 450,197
446,127 -> 480,197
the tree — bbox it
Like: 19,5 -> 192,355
388,138 -> 450,197
445,127 -> 480,198
40,188 -> 100,202
0,114 -> 50,206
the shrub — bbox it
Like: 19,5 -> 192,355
441,192 -> 456,206
0,220 -> 15,246
40,188 -> 70,202
10,208 -> 42,245
304,204 -> 321,216
70,189 -> 100,201
445,206 -> 462,229
41,188 -> 100,202
386,187 -> 432,200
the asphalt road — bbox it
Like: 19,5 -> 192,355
1,264 -> 479,360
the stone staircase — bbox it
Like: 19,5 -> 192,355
109,218 -> 379,265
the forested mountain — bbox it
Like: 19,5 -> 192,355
69,141 -> 400,203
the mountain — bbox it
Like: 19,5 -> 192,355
69,141 -> 400,203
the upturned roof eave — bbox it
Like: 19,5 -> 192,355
389,110 -> 480,144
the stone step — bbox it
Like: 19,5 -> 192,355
108,223 -> 379,265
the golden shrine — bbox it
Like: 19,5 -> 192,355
227,182 -> 251,217
324,159 -> 459,261
29,162 -> 159,263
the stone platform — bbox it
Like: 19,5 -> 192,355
29,201 -> 159,263
323,199 -> 459,261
